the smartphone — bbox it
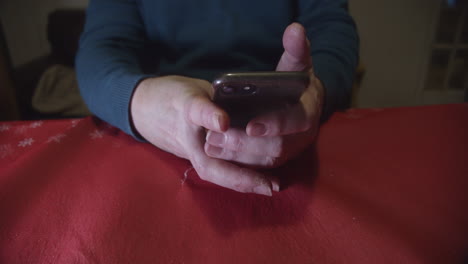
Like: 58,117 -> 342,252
212,71 -> 309,126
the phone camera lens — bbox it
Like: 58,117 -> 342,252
222,86 -> 235,94
241,85 -> 256,95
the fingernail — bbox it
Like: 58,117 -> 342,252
250,123 -> 267,136
206,131 -> 226,146
212,113 -> 222,131
271,181 -> 280,192
253,184 -> 272,196
206,145 -> 223,157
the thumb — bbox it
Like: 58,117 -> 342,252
276,23 -> 312,71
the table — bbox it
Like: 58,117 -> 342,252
1,104 -> 467,263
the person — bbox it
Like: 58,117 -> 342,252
76,0 -> 359,196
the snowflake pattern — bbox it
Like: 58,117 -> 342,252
90,130 -> 104,139
18,138 -> 34,147
47,134 -> 66,143
0,124 -> 10,132
70,119 -> 81,128
0,144 -> 14,158
30,121 -> 43,128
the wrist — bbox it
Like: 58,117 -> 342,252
129,77 -> 154,141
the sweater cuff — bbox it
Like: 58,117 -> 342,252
312,53 -> 352,121
106,73 -> 153,140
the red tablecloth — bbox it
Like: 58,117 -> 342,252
1,104 -> 467,263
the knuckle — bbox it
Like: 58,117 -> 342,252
229,134 -> 244,152
220,148 -> 234,160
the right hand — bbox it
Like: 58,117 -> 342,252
130,76 -> 278,196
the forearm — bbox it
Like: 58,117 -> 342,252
76,0 -> 152,136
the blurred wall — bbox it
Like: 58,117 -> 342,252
0,0 -> 88,68
349,0 -> 440,107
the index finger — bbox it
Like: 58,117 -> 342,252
184,95 -> 230,132
194,157 -> 274,196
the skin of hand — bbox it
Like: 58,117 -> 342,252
131,75 -> 278,196
204,22 -> 324,169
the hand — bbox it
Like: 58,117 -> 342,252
131,75 -> 278,195
204,23 -> 324,169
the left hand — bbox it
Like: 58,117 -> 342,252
204,22 -> 324,169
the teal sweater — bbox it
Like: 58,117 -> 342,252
76,0 -> 358,137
